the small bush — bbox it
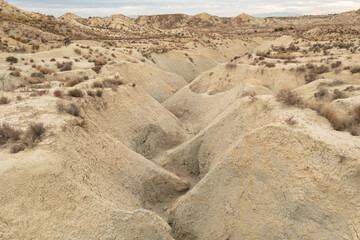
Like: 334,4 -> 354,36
6,56 -> 18,64
74,48 -> 81,55
314,87 -> 329,99
10,70 -> 20,77
305,73 -> 317,83
92,66 -> 102,74
96,89 -> 103,97
350,66 -> 360,74
26,123 -> 45,141
56,61 -> 73,72
10,143 -> 26,154
103,78 -> 123,88
92,81 -> 103,88
66,103 -> 81,116
332,89 -> 347,100
276,89 -> 301,106
38,66 -> 53,75
53,90 -> 63,98
66,78 -> 83,87
319,106 -> 345,131
0,96 -> 10,105
351,105 -> 360,124
87,90 -> 96,97
68,89 -> 84,98
225,63 -> 237,69
0,123 -> 22,142
265,63 -> 276,68
93,57 -> 107,66
313,65 -> 330,74
331,61 -> 342,68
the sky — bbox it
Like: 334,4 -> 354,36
6,0 -> 360,18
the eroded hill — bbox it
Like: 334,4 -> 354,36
1,1 -> 360,239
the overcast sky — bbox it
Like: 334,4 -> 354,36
6,0 -> 360,18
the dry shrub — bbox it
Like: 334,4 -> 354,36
0,123 -> 22,144
37,66 -> 54,75
265,62 -> 276,68
318,80 -> 344,88
314,87 -> 329,99
27,77 -> 43,84
350,66 -> 360,74
296,66 -> 306,72
66,78 -> 83,87
87,90 -> 95,97
96,89 -> 103,97
53,90 -> 63,98
31,72 -> 45,79
6,56 -> 18,64
225,63 -> 237,69
103,78 -> 123,88
26,123 -> 45,141
331,61 -> 342,69
332,89 -> 347,100
92,57 -> 107,66
66,103 -> 81,116
92,66 -> 102,74
305,73 -> 317,83
313,65 -> 330,74
10,70 -> 20,77
68,89 -> 84,98
56,61 -> 73,71
10,143 -> 26,153
92,81 -> 103,88
0,96 -> 10,105
351,105 -> 360,124
319,105 -> 345,131
276,89 -> 301,106
74,48 -> 81,55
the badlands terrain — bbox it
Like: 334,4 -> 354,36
1,0 -> 360,239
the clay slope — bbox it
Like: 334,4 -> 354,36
0,84 -> 191,239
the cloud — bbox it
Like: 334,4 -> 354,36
6,0 -> 360,17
